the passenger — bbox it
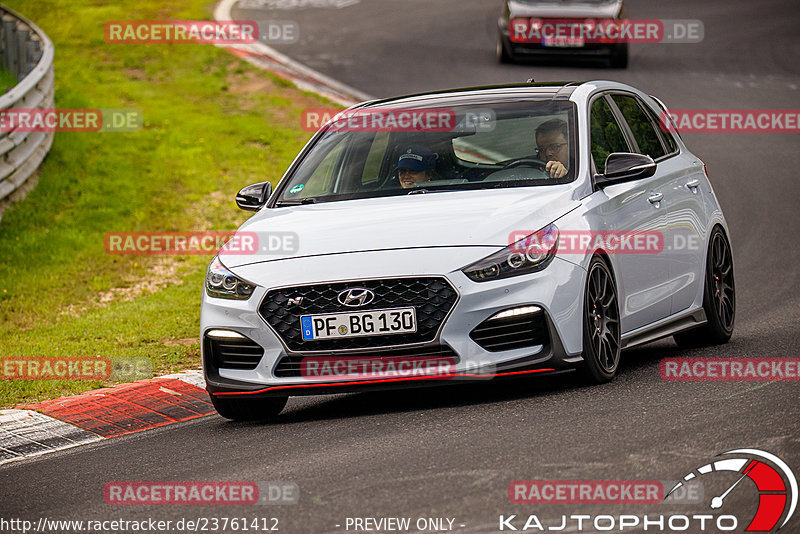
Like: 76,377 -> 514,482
394,145 -> 438,189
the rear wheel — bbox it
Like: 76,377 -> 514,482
674,227 -> 735,347
210,395 -> 287,421
580,257 -> 622,383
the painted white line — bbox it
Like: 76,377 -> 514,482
161,369 -> 206,389
0,409 -> 102,467
214,0 -> 374,106
0,370 -> 210,466
0,0 -> 370,464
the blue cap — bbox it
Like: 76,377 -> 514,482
394,145 -> 436,173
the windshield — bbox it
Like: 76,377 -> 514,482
274,100 -> 577,205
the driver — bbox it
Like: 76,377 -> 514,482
394,145 -> 438,189
535,119 -> 569,179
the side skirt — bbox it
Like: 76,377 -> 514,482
621,308 -> 707,350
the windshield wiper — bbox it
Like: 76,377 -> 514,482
406,188 -> 458,195
275,197 -> 318,206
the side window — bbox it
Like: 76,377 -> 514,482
590,97 -> 629,172
611,94 -> 666,160
643,100 -> 679,154
298,138 -> 344,198
658,122 -> 679,154
361,131 -> 390,185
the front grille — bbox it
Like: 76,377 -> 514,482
470,310 -> 549,352
274,345 -> 459,378
205,334 -> 264,370
259,277 -> 458,352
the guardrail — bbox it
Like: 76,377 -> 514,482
0,4 -> 54,203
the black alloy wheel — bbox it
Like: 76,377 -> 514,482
581,256 -> 622,383
674,227 -> 735,347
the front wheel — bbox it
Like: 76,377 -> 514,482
674,227 -> 735,347
609,44 -> 628,68
210,395 -> 288,421
580,257 -> 622,383
497,34 -> 514,63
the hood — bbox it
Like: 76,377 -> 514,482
508,0 -> 622,19
220,186 -> 580,268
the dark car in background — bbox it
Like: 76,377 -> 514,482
497,0 -> 629,67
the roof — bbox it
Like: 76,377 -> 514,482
358,82 -> 584,109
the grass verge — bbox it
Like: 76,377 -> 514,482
0,0 -> 331,407
0,66 -> 15,93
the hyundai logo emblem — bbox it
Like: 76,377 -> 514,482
337,288 -> 375,307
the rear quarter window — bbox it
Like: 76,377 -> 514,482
611,94 -> 666,160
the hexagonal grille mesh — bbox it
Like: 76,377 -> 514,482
259,277 -> 458,351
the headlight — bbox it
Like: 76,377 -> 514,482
205,256 -> 255,300
462,224 -> 559,282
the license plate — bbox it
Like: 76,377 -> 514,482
542,37 -> 584,47
300,307 -> 417,340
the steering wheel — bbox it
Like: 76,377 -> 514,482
501,158 -> 549,171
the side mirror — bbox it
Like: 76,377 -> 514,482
235,181 -> 272,211
595,153 -> 656,187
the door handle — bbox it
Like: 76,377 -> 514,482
648,192 -> 664,204
686,179 -> 700,190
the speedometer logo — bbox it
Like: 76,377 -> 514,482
666,449 -> 797,531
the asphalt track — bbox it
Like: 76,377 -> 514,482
2,1 -> 799,533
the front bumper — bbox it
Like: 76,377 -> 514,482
499,24 -> 626,59
201,249 -> 586,398
504,37 -> 623,59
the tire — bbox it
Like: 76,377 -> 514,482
497,34 -> 514,64
580,256 -> 622,383
210,395 -> 287,421
673,227 -> 735,347
609,44 -> 628,68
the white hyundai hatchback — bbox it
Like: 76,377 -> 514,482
201,81 -> 735,420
